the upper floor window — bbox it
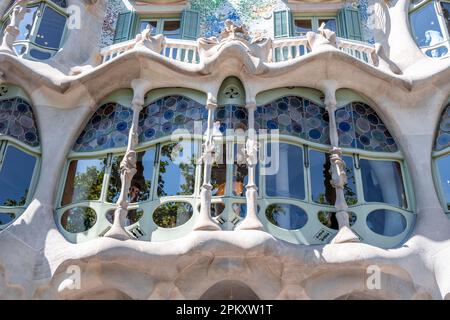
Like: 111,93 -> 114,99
1,0 -> 67,61
410,0 -> 450,58
293,16 -> 337,36
0,86 -> 40,231
433,102 -> 450,215
138,18 -> 181,39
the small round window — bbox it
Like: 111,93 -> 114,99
265,204 -> 308,230
153,202 -> 193,228
106,208 -> 144,226
61,207 -> 97,233
366,209 -> 407,237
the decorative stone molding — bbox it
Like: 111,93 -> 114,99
306,23 -> 337,52
134,25 -> 165,53
0,0 -> 29,55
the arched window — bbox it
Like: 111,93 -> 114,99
0,84 -> 40,231
255,89 -> 414,248
433,101 -> 450,216
1,0 -> 68,61
56,89 -> 207,243
410,0 -> 450,58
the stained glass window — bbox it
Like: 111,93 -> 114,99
336,102 -> 398,152
0,97 -> 39,147
73,103 -> 133,152
215,104 -> 249,133
256,96 -> 330,145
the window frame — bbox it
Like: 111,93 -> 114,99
136,14 -> 182,39
292,13 -> 338,37
0,0 -> 68,61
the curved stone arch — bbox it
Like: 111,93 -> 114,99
302,265 -> 424,300
218,76 -> 246,106
255,87 -> 324,107
199,280 -> 260,300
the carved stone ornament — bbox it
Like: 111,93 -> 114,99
0,0 -> 29,54
329,147 -> 347,189
245,138 -> 259,167
117,150 -> 138,208
306,22 -> 337,52
134,24 -> 165,53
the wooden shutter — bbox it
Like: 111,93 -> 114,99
337,7 -> 363,41
181,9 -> 200,40
113,11 -> 135,44
274,10 -> 293,38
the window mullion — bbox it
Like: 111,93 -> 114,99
0,140 -> 6,172
100,153 -> 112,203
353,153 -> 365,205
150,143 -> 161,201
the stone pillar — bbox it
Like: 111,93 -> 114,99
193,97 -> 221,231
236,102 -> 263,231
0,0 -> 28,54
325,92 -> 360,244
104,87 -> 145,240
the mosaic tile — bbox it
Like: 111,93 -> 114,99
0,98 -> 39,147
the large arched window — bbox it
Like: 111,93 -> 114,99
433,101 -> 450,216
1,0 -> 68,61
0,84 -> 40,231
255,88 -> 414,248
56,89 -> 207,243
410,0 -> 450,58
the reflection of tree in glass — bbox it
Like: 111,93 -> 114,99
153,202 -> 193,228
265,204 -> 284,226
62,207 -> 96,233
73,161 -> 106,202
2,190 -> 28,206
158,143 -> 196,197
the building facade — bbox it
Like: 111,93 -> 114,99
0,0 -> 449,300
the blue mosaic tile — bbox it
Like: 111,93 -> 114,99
73,102 -> 132,152
215,104 -> 250,133
0,98 -> 39,147
435,103 -> 450,152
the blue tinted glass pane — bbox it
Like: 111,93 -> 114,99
366,209 -> 407,236
29,49 -> 52,60
0,145 -> 36,206
61,158 -> 106,206
410,2 -> 443,48
0,212 -> 15,225
310,150 -> 357,205
35,6 -> 66,49
360,159 -> 407,208
437,155 -> 450,211
318,18 -> 336,32
264,143 -> 305,200
157,141 -> 197,197
435,104 -> 450,151
16,6 -> 38,41
265,204 -> 308,230
442,2 -> 450,35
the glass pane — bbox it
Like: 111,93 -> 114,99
153,202 -> 193,228
139,20 -> 158,34
163,20 -> 181,38
318,18 -> 337,32
366,209 -> 407,236
211,203 -> 225,217
0,212 -> 15,225
441,2 -> 450,37
294,19 -> 312,35
232,203 -> 247,218
360,159 -> 407,208
35,6 -> 66,49
410,2 -> 444,49
209,144 -> 226,196
106,208 -> 144,226
265,204 -> 308,230
318,211 -> 356,230
436,155 -> 450,210
157,141 -> 197,197
61,158 -> 106,206
16,6 -> 38,41
310,150 -> 357,205
0,145 -> 36,206
61,207 -> 97,233
107,148 -> 156,203
265,143 -> 305,200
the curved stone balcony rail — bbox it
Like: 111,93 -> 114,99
100,36 -> 377,67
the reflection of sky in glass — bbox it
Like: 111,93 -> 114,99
35,6 -> 66,49
0,146 -> 36,206
318,18 -> 336,32
411,2 -> 443,47
437,155 -> 450,209
17,6 -> 38,41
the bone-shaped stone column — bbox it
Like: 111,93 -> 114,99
104,82 -> 147,240
0,0 -> 29,54
324,87 -> 360,244
193,96 -> 221,231
236,102 -> 263,231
